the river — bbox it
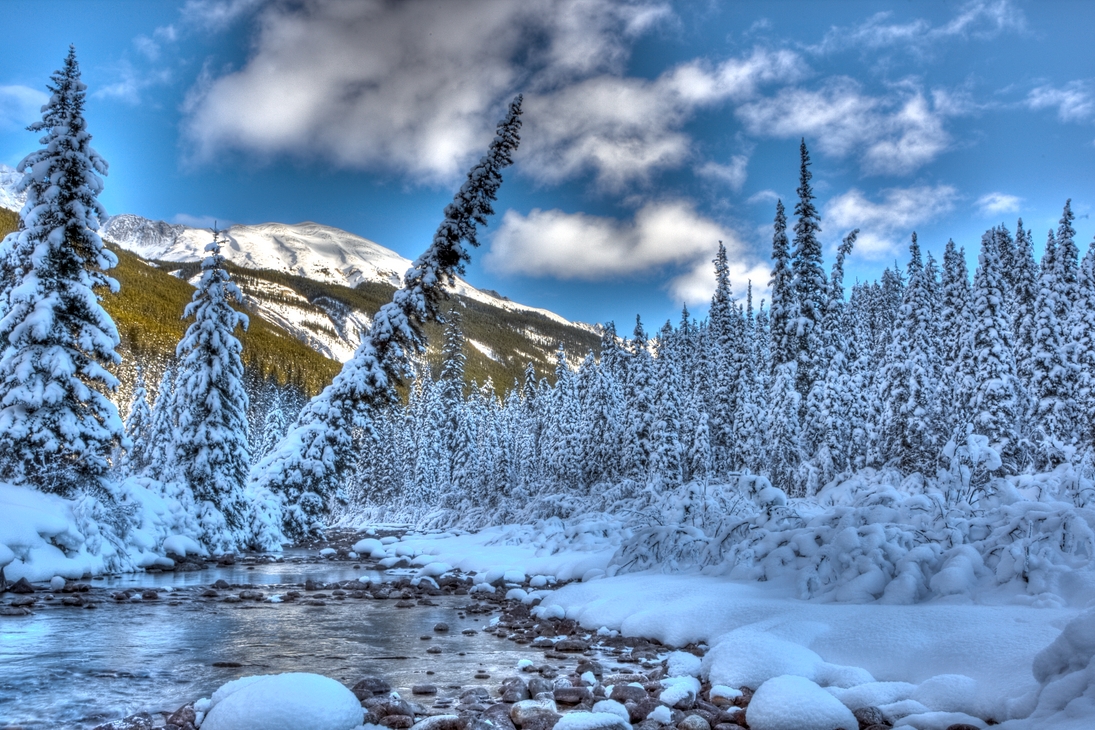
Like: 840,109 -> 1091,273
0,553 -> 558,729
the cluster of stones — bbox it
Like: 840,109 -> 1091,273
0,576 -> 97,614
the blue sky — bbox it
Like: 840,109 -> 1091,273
1,0 -> 1092,330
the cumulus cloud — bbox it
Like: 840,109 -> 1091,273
976,192 -> 1021,216
182,0 -> 678,183
173,212 -> 230,229
736,78 -> 950,175
0,85 -> 48,131
813,0 -> 1025,55
696,155 -> 749,191
180,0 -> 807,188
825,185 -> 958,258
1026,82 -> 1094,123
521,48 -> 803,189
486,200 -> 764,304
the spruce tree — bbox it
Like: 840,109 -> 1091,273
252,97 -> 521,541
0,47 -> 125,494
966,231 -> 1020,461
790,139 -> 825,401
173,230 -> 251,550
1072,238 -> 1095,449
940,240 -> 973,433
768,200 -> 795,371
1012,221 -> 1039,391
121,367 -> 153,476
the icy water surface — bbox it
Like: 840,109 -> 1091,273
0,555 -> 553,729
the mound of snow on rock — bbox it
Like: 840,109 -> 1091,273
197,673 -> 362,730
746,675 -> 857,730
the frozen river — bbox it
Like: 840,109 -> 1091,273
0,554 -> 553,729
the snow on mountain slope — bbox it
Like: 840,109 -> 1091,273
0,164 -> 26,211
102,213 -> 592,332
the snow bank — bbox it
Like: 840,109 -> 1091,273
0,477 -> 204,582
198,673 -> 363,730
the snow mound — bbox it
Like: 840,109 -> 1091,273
746,675 -> 858,730
199,673 -> 363,730
703,631 -> 825,688
1000,607 -> 1095,729
659,676 -> 700,707
666,650 -> 702,678
894,711 -> 987,729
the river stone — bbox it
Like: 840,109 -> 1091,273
239,590 -> 264,601
434,622 -> 450,632
528,678 -> 554,697
554,640 -> 589,653
554,687 -> 593,705
610,685 -> 648,703
352,677 -> 392,700
381,716 -> 414,728
853,707 -> 887,728
91,711 -> 155,730
412,684 -> 438,695
396,600 -> 416,608
943,726 -> 981,730
411,716 -> 466,730
61,595 -> 84,606
677,715 -> 710,730
629,698 -> 664,724
213,579 -> 230,589
511,699 -> 559,725
9,577 -> 34,594
166,703 -> 197,729
11,595 -> 35,607
0,606 -> 30,616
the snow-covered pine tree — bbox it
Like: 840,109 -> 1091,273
438,308 -> 474,499
879,233 -> 942,474
1012,221 -> 1039,392
1028,224 -> 1075,464
768,200 -> 795,372
766,361 -> 803,495
732,282 -> 767,474
172,230 -> 251,551
708,243 -> 737,473
650,322 -> 683,490
624,317 -> 655,481
940,239 -> 973,434
790,139 -> 826,403
0,47 -> 125,494
966,229 -> 1021,462
251,96 -> 522,542
1072,238 -> 1095,449
121,366 -> 153,476
257,387 -> 289,460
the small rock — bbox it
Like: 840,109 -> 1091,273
61,595 -> 84,606
483,704 -> 518,730
677,716 -> 710,730
434,622 -> 450,632
553,687 -> 593,705
90,712 -> 155,730
352,676 -> 393,700
554,639 -> 589,653
410,716 -> 466,730
395,600 -> 416,608
10,595 -> 35,607
412,684 -> 438,695
238,590 -> 264,601
475,672 -> 492,679
212,661 -> 243,668
0,606 -> 31,616
141,590 -> 159,600
463,629 -> 478,636
200,588 -> 218,597
212,579 -> 230,589
9,577 -> 34,594
222,595 -> 241,603
166,703 -> 196,729
943,726 -> 981,730
380,715 -> 415,729
427,646 -> 443,654
853,706 -> 887,729
610,685 -> 648,703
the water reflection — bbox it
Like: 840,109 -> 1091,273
0,561 -> 553,730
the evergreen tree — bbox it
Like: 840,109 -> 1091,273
257,387 -> 289,460
173,230 -> 251,550
790,139 -> 826,401
0,47 -> 124,494
966,231 -> 1021,461
144,366 -> 177,482
1012,221 -> 1039,391
624,317 -> 655,480
941,239 -> 973,432
708,242 -> 737,472
768,200 -> 795,371
1072,238 -> 1095,449
252,97 -> 521,541
121,367 -> 152,476
879,233 -> 942,474
766,362 -> 803,495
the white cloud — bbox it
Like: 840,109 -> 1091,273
182,0 -> 677,183
180,0 -> 265,31
696,155 -> 748,191
486,200 -> 765,305
1026,82 -> 1094,123
825,185 -> 958,258
93,63 -> 173,105
736,78 -> 950,175
0,85 -> 48,131
746,189 -> 781,206
668,256 -> 770,308
976,192 -> 1021,216
813,0 -> 1025,55
521,48 -> 802,189
180,0 -> 807,188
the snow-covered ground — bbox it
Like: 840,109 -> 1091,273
380,519 -> 1095,730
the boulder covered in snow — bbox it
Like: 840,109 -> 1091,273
198,673 -> 363,730
746,675 -> 858,730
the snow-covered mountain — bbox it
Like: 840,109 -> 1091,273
101,213 -> 590,333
